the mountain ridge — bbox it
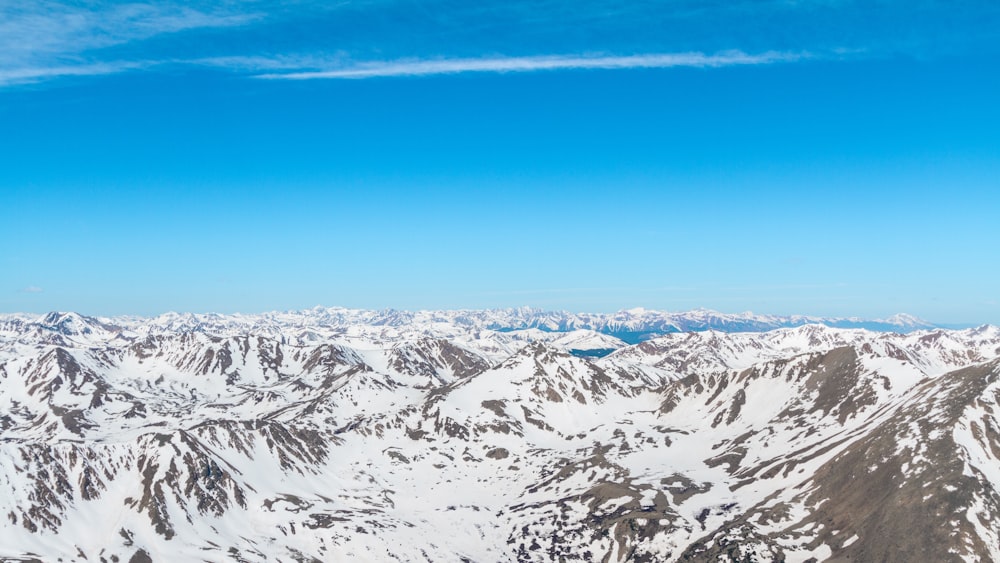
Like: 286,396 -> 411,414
0,307 -> 949,346
0,310 -> 998,561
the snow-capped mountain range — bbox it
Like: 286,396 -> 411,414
0,307 -> 941,347
0,307 -> 997,562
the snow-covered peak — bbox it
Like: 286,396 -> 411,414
876,312 -> 936,329
0,307 -> 998,561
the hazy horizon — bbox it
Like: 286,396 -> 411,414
1,306 -> 979,332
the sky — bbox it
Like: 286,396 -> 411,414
1,1 -> 998,324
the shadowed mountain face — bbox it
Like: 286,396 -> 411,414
0,310 -> 998,561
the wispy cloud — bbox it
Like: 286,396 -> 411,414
254,51 -> 808,80
0,2 -> 260,86
19,286 -> 43,294
0,1 -> 993,87
0,61 -> 148,85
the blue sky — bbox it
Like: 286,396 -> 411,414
1,1 -> 998,324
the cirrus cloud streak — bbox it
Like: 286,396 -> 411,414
256,50 -> 810,80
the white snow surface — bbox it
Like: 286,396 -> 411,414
0,309 -> 997,562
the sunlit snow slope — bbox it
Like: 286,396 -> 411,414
0,308 -> 996,562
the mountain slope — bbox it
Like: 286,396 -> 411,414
0,310 -> 996,562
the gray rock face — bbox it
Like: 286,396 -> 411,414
0,310 -> 998,561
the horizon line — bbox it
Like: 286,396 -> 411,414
0,306 -> 959,326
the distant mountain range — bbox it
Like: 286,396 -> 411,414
0,307 -> 945,347
0,308 -> 996,561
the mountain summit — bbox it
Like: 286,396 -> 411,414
0,309 -> 995,561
